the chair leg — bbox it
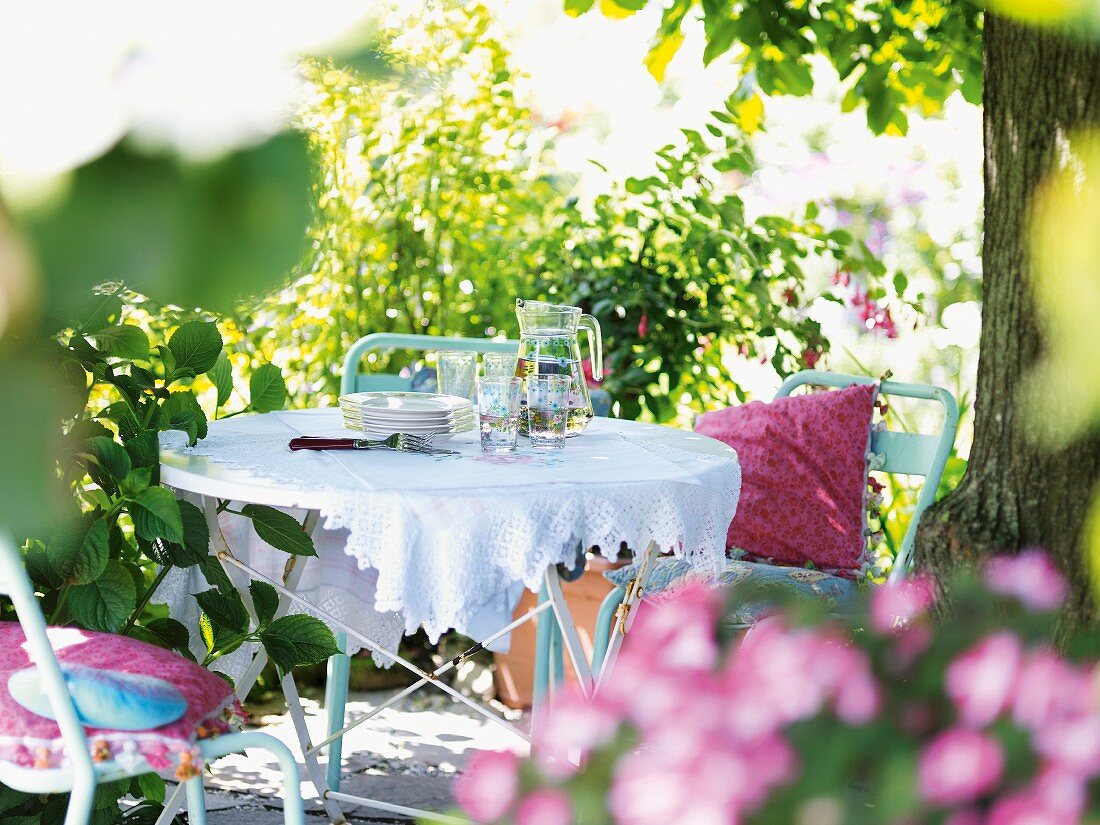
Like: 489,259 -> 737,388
185,776 -> 207,825
532,584 -> 553,729
198,731 -> 306,825
63,775 -> 96,825
591,586 -> 625,678
325,632 -> 350,793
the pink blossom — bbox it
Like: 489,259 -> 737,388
537,689 -> 622,778
987,791 -> 1070,825
869,575 -> 936,634
1034,716 -> 1100,776
516,789 -> 573,825
637,312 -> 648,338
945,632 -> 1023,727
1011,649 -> 1096,732
918,728 -> 1004,806
454,749 -> 519,823
984,550 -> 1068,612
803,348 -> 821,369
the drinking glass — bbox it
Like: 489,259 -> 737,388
482,352 -> 519,378
478,377 -> 523,452
437,351 -> 477,400
526,375 -> 571,449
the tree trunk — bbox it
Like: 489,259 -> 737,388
917,13 -> 1100,628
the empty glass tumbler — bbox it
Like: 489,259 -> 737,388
482,352 -> 519,378
437,351 -> 477,400
478,377 -> 523,452
526,375 -> 571,449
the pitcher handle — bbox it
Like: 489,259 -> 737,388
580,314 -> 603,381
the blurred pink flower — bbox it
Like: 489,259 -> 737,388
984,550 -> 1068,612
1012,649 -> 1096,732
1034,716 -> 1100,776
516,789 -> 573,825
945,632 -> 1022,727
918,728 -> 1004,806
637,312 -> 648,338
869,575 -> 936,634
454,749 -> 519,823
987,791 -> 1069,825
536,688 -> 621,779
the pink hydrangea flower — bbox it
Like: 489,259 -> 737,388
516,789 -> 573,825
987,791 -> 1069,825
1034,716 -> 1100,776
918,728 -> 1004,806
454,749 -> 519,823
1012,649 -> 1095,732
536,688 -> 622,779
944,810 -> 983,825
945,632 -> 1022,727
870,575 -> 936,635
984,550 -> 1068,612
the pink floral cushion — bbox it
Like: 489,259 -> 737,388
694,382 -> 877,571
0,622 -> 244,775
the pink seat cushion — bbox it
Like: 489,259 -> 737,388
694,382 -> 877,572
0,622 -> 244,774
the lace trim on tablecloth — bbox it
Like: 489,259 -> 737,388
161,429 -> 740,643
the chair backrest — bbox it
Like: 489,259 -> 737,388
774,370 -> 959,582
340,333 -> 520,396
0,538 -> 97,780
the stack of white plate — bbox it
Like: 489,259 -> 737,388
338,391 -> 476,441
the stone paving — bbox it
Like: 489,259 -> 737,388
173,690 -> 528,823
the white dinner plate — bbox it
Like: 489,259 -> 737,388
339,392 -> 473,414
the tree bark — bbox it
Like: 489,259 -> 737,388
918,13 -> 1100,628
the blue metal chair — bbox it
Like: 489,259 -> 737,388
548,370 -> 959,687
0,536 -> 306,825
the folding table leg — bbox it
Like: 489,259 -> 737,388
543,565 -> 593,696
324,631 -> 350,793
283,671 -> 348,824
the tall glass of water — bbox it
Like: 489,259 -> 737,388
478,377 -> 523,452
437,351 -> 477,401
526,375 -> 571,449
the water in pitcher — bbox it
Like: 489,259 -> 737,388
515,299 -> 603,437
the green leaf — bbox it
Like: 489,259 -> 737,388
150,499 -> 209,567
198,554 -> 235,594
48,516 -> 110,586
142,617 -> 192,653
125,430 -> 160,469
68,560 -> 137,632
195,588 -> 250,634
260,614 -> 340,671
161,391 -> 209,442
24,540 -> 60,589
133,772 -> 166,805
129,486 -> 184,544
93,324 -> 150,360
241,504 -> 316,556
248,363 -> 286,413
207,351 -> 234,408
250,580 -> 280,626
120,466 -> 153,497
86,436 -> 132,482
167,320 -> 222,379
563,0 -> 595,16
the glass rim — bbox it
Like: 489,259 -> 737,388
437,350 -> 477,360
478,376 -> 523,386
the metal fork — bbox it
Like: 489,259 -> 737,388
290,432 -> 436,452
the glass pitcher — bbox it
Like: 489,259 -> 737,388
515,299 -> 602,436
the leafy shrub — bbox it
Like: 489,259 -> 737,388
2,289 -> 339,820
534,100 -> 884,422
456,551 -> 1100,824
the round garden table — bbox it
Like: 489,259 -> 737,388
157,408 -> 740,824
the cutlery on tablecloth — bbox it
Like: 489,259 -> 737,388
288,434 -> 458,455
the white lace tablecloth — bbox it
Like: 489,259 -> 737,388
159,409 -> 740,658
